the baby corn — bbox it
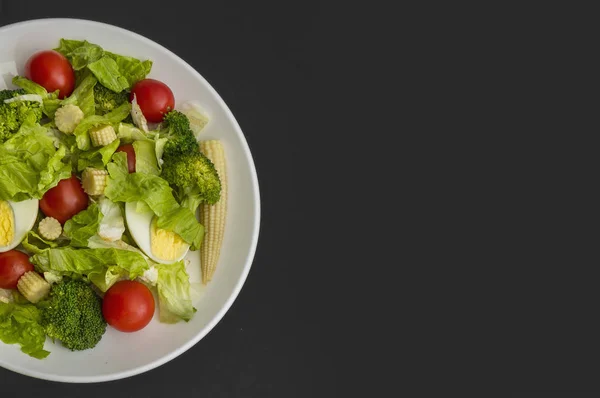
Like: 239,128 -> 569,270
199,140 -> 227,284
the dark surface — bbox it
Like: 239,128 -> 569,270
0,1 -> 342,396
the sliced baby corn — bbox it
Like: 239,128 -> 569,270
38,217 -> 62,240
89,125 -> 117,147
82,168 -> 108,196
17,271 -> 51,304
199,140 -> 227,284
55,104 -> 84,134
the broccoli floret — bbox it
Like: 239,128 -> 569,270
40,278 -> 106,351
0,88 -> 25,101
161,151 -> 222,205
0,89 -> 43,142
161,110 -> 199,156
159,111 -> 221,205
94,84 -> 129,115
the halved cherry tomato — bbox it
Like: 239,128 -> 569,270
0,250 -> 34,289
102,280 -> 155,333
40,175 -> 89,225
130,79 -> 175,123
25,50 -> 75,99
115,144 -> 136,173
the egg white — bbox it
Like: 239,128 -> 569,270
0,199 -> 39,253
125,201 -> 190,264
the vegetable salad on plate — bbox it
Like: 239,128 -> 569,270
0,39 -> 227,359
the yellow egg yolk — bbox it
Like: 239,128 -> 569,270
150,217 -> 188,261
0,201 -> 15,247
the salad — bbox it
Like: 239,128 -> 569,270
0,39 -> 228,359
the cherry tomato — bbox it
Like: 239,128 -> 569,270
115,144 -> 136,173
25,50 -> 75,99
0,250 -> 34,289
130,79 -> 175,123
102,280 -> 155,332
40,175 -> 89,225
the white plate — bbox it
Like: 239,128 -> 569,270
0,18 -> 260,382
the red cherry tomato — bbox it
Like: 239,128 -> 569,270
40,175 -> 89,225
102,280 -> 155,333
115,144 -> 136,173
0,250 -> 34,289
25,50 -> 75,99
130,79 -> 175,123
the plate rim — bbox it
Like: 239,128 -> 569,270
0,17 -> 261,383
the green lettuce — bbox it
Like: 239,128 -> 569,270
87,57 -> 130,93
55,74 -> 98,117
88,265 -> 127,293
97,197 -> 126,242
77,137 -> 120,171
63,204 -> 103,247
117,123 -> 167,170
105,51 -> 153,87
21,231 -> 63,255
0,302 -> 50,359
54,39 -> 152,92
105,153 -> 204,249
157,261 -> 196,323
12,75 -> 49,97
132,140 -> 159,175
30,247 -> 150,290
54,39 -> 104,70
73,102 -> 131,150
117,123 -> 150,143
0,121 -> 71,201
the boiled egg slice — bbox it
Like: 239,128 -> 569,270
125,201 -> 190,264
0,199 -> 39,253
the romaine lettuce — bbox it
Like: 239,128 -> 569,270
105,153 -> 204,249
156,261 -> 196,323
0,120 -> 71,201
0,302 -> 50,359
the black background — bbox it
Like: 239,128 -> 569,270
0,1 -> 345,396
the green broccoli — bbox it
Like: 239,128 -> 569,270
94,84 -> 129,115
159,110 -> 221,205
0,89 -> 25,101
0,89 -> 43,142
162,151 -> 222,205
161,110 -> 201,156
40,278 -> 106,351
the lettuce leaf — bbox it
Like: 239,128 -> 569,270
56,74 -> 97,117
73,102 -> 131,150
132,140 -> 159,176
88,265 -> 128,293
37,145 -> 73,195
54,39 -> 104,70
0,120 -> 71,201
12,75 -> 48,97
156,261 -> 195,323
87,56 -> 130,93
117,123 -> 150,143
0,302 -> 50,359
105,51 -> 152,87
30,247 -> 150,289
77,137 -> 120,171
97,197 -> 126,242
105,153 -> 204,249
63,203 -> 103,247
55,39 -> 152,90
21,230 -> 64,255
